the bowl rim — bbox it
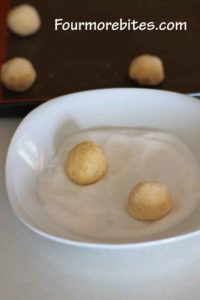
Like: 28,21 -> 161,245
6,87 -> 200,249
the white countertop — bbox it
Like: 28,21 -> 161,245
1,118 -> 200,300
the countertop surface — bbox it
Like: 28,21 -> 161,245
1,118 -> 200,299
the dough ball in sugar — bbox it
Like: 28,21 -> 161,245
0,58 -> 36,92
128,182 -> 172,221
128,54 -> 164,86
7,4 -> 41,36
66,141 -> 108,185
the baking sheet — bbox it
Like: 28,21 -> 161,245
1,0 -> 200,116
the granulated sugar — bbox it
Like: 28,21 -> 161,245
37,128 -> 200,240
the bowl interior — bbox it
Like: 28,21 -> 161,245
6,88 -> 200,247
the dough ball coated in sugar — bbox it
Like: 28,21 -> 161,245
128,54 -> 164,86
128,182 -> 172,221
66,141 -> 108,185
7,4 -> 41,36
0,58 -> 36,92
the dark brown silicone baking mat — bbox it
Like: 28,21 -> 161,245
0,0 -> 200,116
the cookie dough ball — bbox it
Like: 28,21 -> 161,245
7,4 -> 41,36
128,54 -> 164,86
0,58 -> 36,92
128,182 -> 172,221
66,141 -> 108,185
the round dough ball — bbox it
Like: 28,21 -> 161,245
7,4 -> 41,36
66,141 -> 108,185
128,182 -> 172,221
128,54 -> 164,86
0,58 -> 36,92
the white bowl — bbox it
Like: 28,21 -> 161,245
6,88 -> 200,249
